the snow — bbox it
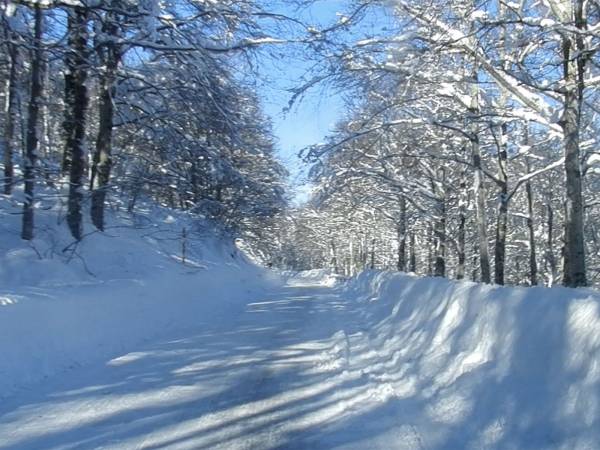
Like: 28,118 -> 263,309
0,194 -> 277,398
282,268 -> 341,287
2,257 -> 600,448
239,37 -> 286,46
330,272 -> 600,449
586,153 -> 600,167
540,18 -> 557,27
470,10 -> 488,20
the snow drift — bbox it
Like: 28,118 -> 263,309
0,198 -> 278,398
324,271 -> 600,449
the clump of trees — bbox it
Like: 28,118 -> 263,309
276,0 -> 600,288
3,0 -> 599,288
0,0 -> 287,250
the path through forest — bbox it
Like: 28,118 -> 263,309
0,276 -> 397,450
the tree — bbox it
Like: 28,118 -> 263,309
21,5 -> 43,240
1,6 -> 20,195
63,5 -> 89,241
90,2 -> 122,231
277,0 -> 599,288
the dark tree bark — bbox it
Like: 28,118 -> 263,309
369,238 -> 376,270
561,0 -> 588,287
526,177 -> 538,286
471,242 -> 479,282
21,7 -> 44,241
409,232 -> 417,273
91,8 -> 121,231
2,31 -> 18,195
397,196 -> 407,271
427,223 -> 433,276
523,131 -> 538,286
456,170 -> 468,280
434,168 -> 446,277
470,64 -> 491,283
64,7 -> 89,241
545,202 -> 557,285
494,123 -> 509,285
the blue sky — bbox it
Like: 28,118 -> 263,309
252,0 -> 395,203
262,77 -> 344,203
256,1 -> 349,203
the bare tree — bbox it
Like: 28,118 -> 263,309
21,5 -> 43,240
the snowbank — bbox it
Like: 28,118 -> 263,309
0,197 -> 279,398
328,271 -> 600,449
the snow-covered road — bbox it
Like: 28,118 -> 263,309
0,280 -> 376,450
5,271 -> 599,450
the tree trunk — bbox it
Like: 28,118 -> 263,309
397,196 -> 407,271
493,1 -> 511,286
494,123 -> 509,285
65,7 -> 89,241
545,203 -> 557,286
2,33 -> 18,195
409,232 -> 417,273
456,170 -> 467,280
21,7 -> 44,241
524,128 -> 538,286
427,223 -> 433,276
471,242 -> 479,282
560,19 -> 587,287
348,238 -> 355,276
561,91 -> 586,287
62,83 -> 73,175
369,238 -> 376,270
434,168 -> 446,277
526,177 -> 538,286
472,140 -> 491,283
361,234 -> 368,269
91,11 -> 121,231
470,64 -> 491,283
558,0 -> 588,287
329,239 -> 339,273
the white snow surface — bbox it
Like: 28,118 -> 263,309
0,196 -> 276,398
2,259 -> 600,448
282,268 -> 342,287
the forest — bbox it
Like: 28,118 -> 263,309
276,0 -> 600,289
0,0 -> 599,286
1,0 -> 288,258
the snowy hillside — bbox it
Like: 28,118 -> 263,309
0,196 -> 277,398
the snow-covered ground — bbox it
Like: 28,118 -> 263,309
0,194 -> 276,398
329,272 -> 600,449
2,264 -> 600,449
